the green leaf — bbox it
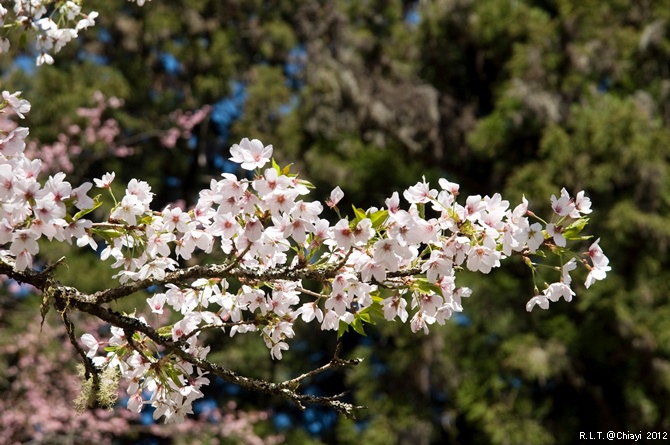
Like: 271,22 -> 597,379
281,163 -> 294,175
337,320 -> 350,338
370,209 -> 389,229
352,205 -> 367,224
563,217 -> 589,240
157,325 -> 174,338
298,179 -> 315,189
357,310 -> 375,325
371,291 -> 384,304
415,278 -> 442,295
72,195 -> 104,221
368,301 -> 385,320
366,292 -> 387,319
90,228 -> 121,245
165,364 -> 182,387
271,157 -> 281,175
350,316 -> 367,336
138,214 -> 154,225
567,235 -> 593,241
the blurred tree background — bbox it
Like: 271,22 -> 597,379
1,0 -> 670,443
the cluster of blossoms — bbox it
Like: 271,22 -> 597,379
23,90 -> 211,178
25,91 -> 131,175
160,104 -> 212,149
0,0 -> 149,65
0,93 -> 609,422
0,91 -> 96,270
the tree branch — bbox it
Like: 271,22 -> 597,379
70,300 -> 364,417
1,257 -> 366,418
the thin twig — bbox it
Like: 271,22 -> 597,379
280,343 -> 362,390
295,286 -> 323,299
61,308 -> 100,390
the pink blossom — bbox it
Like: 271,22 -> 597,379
466,244 -> 501,274
381,295 -> 408,322
330,219 -> 355,249
585,263 -> 611,289
438,177 -> 460,195
326,186 -> 344,208
385,191 -> 400,214
572,190 -> 592,217
403,176 -> 437,204
72,182 -> 94,209
551,188 -> 576,217
526,294 -> 550,311
561,258 -> 577,285
461,195 -> 485,221
111,194 -> 145,225
147,293 -> 167,314
299,302 -> 324,323
0,84 -> 611,423
527,222 -> 545,252
229,138 -> 273,170
0,126 -> 29,156
94,172 -> 115,188
422,251 -> 452,283
325,291 -> 351,316
546,223 -> 566,247
544,282 -> 575,303
2,91 -> 31,118
320,309 -> 340,331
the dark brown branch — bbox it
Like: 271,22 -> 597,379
83,262 -> 422,306
0,257 -> 53,289
281,343 -> 363,389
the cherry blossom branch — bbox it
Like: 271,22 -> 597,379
0,1 -> 152,65
0,89 -> 610,423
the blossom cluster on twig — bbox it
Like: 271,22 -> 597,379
0,89 -> 610,421
0,0 -> 149,65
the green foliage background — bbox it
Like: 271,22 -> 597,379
2,0 -> 670,443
